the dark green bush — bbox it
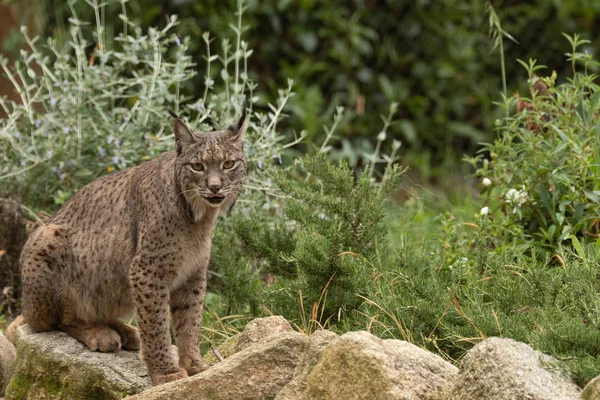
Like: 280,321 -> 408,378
233,153 -> 404,326
360,226 -> 600,386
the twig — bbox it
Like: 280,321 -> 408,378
212,347 -> 224,362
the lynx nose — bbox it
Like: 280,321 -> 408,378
207,176 -> 222,194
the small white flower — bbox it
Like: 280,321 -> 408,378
480,206 -> 489,215
377,131 -> 387,142
505,186 -> 529,214
506,187 -> 528,205
482,177 -> 492,187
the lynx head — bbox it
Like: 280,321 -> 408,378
170,108 -> 247,219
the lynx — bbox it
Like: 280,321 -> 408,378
14,108 -> 247,385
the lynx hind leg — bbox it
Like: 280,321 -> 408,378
108,320 -> 140,350
58,321 -> 122,352
20,224 -> 70,332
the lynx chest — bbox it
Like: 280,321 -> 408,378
168,225 -> 214,290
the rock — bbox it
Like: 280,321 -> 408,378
275,329 -> 338,400
5,324 -> 155,400
203,334 -> 240,365
235,316 -> 293,352
129,331 -> 309,400
450,337 -> 581,400
0,332 -> 16,396
203,315 -> 292,364
583,375 -> 600,400
299,331 -> 458,400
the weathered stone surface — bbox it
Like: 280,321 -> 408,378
235,316 -> 293,352
204,315 -> 292,365
301,331 -> 458,400
5,324 -> 154,400
0,332 -> 16,396
203,334 -> 240,364
583,375 -> 600,400
129,332 -> 309,400
275,329 -> 338,400
450,337 -> 581,400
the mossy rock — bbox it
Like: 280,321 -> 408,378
203,334 -> 240,364
5,325 -> 152,400
202,316 -> 293,365
303,331 -> 458,400
130,332 -> 309,400
583,375 -> 600,400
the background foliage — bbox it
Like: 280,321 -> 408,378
4,0 -> 600,176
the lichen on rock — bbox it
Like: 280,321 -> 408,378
4,325 -> 153,400
275,329 -> 338,400
0,331 -> 16,396
302,331 -> 458,400
203,334 -> 240,364
582,374 -> 600,400
129,332 -> 309,400
449,337 -> 581,400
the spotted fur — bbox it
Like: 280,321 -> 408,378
17,112 -> 247,385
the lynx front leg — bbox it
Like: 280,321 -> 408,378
170,271 -> 209,376
130,259 -> 187,385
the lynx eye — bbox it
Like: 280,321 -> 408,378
222,160 -> 235,169
189,162 -> 205,172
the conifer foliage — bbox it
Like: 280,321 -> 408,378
234,153 -> 405,325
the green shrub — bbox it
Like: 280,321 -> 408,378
365,198 -> 600,386
232,152 -> 404,329
467,36 -> 600,248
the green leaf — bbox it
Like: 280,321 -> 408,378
576,91 -> 590,126
537,184 -> 554,217
583,190 -> 600,204
568,234 -> 585,258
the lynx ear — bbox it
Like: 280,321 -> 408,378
228,100 -> 248,142
169,109 -> 195,154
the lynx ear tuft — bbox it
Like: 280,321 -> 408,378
167,109 -> 181,119
169,110 -> 195,154
229,99 -> 248,142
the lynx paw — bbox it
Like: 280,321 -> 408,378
187,361 -> 210,376
121,328 -> 140,350
109,321 -> 140,350
151,368 -> 188,386
180,357 -> 210,376
85,327 -> 121,352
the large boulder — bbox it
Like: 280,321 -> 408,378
296,331 -> 458,400
202,334 -> 240,365
5,324 -> 153,400
583,375 -> 600,400
450,337 -> 581,400
129,331 -> 309,400
203,316 -> 293,364
235,316 -> 293,352
0,332 -> 16,396
275,329 -> 338,400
